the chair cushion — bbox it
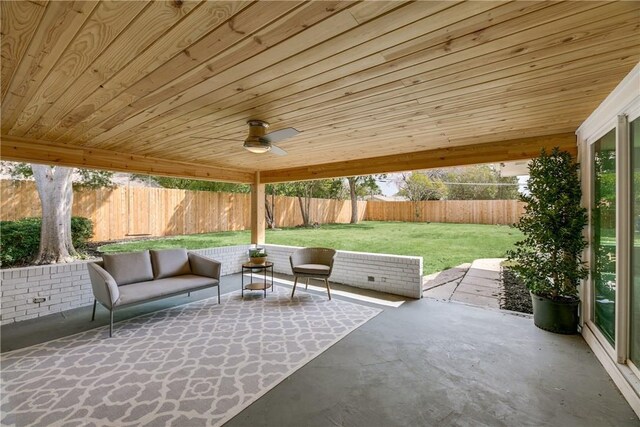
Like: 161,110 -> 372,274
116,275 -> 218,306
102,251 -> 154,286
150,249 -> 191,279
293,263 -> 331,275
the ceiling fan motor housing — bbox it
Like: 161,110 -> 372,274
244,120 -> 271,152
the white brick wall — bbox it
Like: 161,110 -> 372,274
0,244 -> 422,325
0,263 -> 93,325
0,245 -> 251,326
264,244 -> 423,299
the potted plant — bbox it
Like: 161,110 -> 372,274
248,247 -> 268,265
507,147 -> 588,334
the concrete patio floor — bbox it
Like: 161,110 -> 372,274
2,273 -> 638,426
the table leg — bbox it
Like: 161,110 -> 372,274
263,267 -> 267,298
271,266 -> 274,292
241,267 -> 244,298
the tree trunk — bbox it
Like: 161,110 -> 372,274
32,165 -> 76,264
297,195 -> 310,226
348,177 -> 358,224
265,194 -> 275,229
413,201 -> 422,220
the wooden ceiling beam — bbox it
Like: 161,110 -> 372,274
0,135 -> 253,183
260,133 -> 577,183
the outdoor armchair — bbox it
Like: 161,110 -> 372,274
289,247 -> 337,300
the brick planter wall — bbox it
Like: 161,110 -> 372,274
0,244 -> 422,325
264,244 -> 423,299
0,245 -> 251,326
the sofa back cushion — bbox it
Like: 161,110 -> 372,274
102,250 -> 154,286
150,249 -> 191,279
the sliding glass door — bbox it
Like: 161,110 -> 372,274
592,129 -> 617,345
631,117 -> 640,367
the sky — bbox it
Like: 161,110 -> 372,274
375,172 -> 530,196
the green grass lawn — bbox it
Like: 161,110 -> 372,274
98,221 -> 523,275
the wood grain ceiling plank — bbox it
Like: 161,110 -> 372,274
123,2 -> 632,152
113,1 -> 507,151
170,39 -> 637,158
83,2 -> 364,146
259,134 -> 577,182
142,61 -> 630,165
265,106 -> 590,149
41,0 -> 255,141
280,45 -> 638,136
0,135 -> 253,183
0,0 -> 47,98
7,0 -> 150,137
347,1 -> 409,25
1,1 -> 99,134
25,0 -> 206,140
260,45 -> 638,141
284,100 -> 595,142
154,103 -> 594,167
46,0 -> 281,144
58,0 -> 309,142
86,1 -> 453,148
110,1 -> 556,152
381,1 -> 596,62
59,0 -> 352,145
258,5 -> 637,131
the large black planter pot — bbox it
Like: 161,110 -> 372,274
530,292 -> 579,334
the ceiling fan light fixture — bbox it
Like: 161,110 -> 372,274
243,137 -> 271,154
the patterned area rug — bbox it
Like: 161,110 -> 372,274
1,286 -> 381,426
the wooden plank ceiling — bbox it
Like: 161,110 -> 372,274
1,1 -> 639,183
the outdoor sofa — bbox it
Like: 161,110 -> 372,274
88,249 -> 221,337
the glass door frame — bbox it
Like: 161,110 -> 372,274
585,117 -> 620,363
627,104 -> 640,376
585,108 -> 639,371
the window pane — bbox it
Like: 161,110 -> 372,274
593,128 -> 616,345
631,117 -> 640,365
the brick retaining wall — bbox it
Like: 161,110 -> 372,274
264,244 -> 423,299
0,246 -> 250,326
0,245 -> 422,325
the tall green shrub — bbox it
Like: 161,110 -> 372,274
0,217 -> 93,268
507,148 -> 588,299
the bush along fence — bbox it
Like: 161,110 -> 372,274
1,217 -> 93,268
1,180 -> 524,242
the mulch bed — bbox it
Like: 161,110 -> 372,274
500,268 -> 533,314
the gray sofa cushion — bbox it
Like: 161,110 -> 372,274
102,251 -> 154,286
117,275 -> 218,306
150,249 -> 191,279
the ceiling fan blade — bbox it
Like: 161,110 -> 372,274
262,127 -> 299,144
269,144 -> 288,156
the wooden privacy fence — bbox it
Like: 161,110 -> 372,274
1,180 -> 523,242
0,180 -> 365,241
364,200 -> 526,225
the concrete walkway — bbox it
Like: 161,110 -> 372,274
423,258 -> 503,309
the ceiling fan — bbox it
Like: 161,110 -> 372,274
190,120 -> 300,155
243,120 -> 299,155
